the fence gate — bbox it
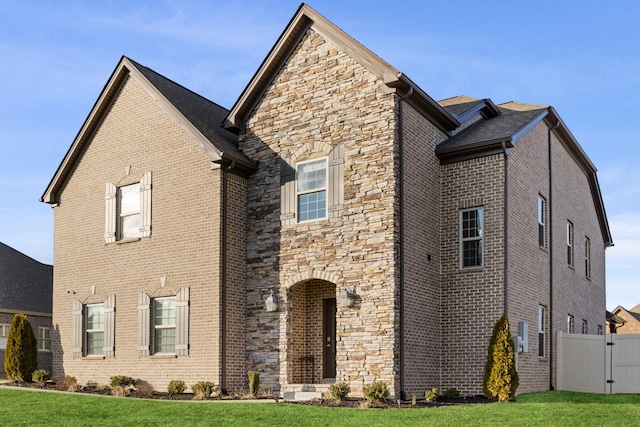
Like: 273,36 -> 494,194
557,332 -> 640,394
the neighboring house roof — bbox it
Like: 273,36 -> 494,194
0,242 -> 52,315
223,2 -> 460,134
435,96 -> 613,248
41,56 -> 257,204
613,306 -> 640,324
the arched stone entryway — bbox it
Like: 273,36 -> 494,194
288,279 -> 337,385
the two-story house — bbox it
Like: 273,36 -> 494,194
41,3 -> 611,398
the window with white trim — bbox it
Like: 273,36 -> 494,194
567,221 -> 574,267
153,297 -> 176,354
85,304 -> 104,356
567,314 -> 575,333
597,325 -> 603,335
582,319 -> 588,334
585,236 -> 591,279
296,158 -> 327,222
0,323 -> 10,349
118,183 -> 140,240
538,306 -> 546,357
105,171 -> 152,243
538,196 -> 546,248
460,208 -> 484,268
37,326 -> 51,352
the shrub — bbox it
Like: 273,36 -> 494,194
362,381 -> 389,402
483,314 -> 519,402
110,375 -> 135,387
425,387 -> 438,402
248,371 -> 260,396
134,380 -> 155,398
32,369 -> 51,385
168,379 -> 186,395
442,388 -> 460,399
4,314 -> 37,382
112,385 -> 128,397
192,381 -> 217,399
54,375 -> 78,392
411,393 -> 417,406
328,382 -> 351,401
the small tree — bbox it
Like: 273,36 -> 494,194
483,314 -> 519,402
4,314 -> 38,382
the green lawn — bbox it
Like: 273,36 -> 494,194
2,388 -> 640,426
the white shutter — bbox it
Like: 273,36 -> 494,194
105,182 -> 116,243
280,159 -> 296,226
176,287 -> 190,356
139,171 -> 152,237
328,144 -> 344,217
72,299 -> 83,358
104,295 -> 116,357
138,292 -> 150,356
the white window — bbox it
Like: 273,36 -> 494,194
585,236 -> 591,279
567,221 -> 574,267
598,325 -> 603,335
38,327 -> 51,352
118,183 -> 140,240
460,208 -> 484,268
582,319 -> 588,334
567,314 -> 575,334
538,306 -> 546,357
153,297 -> 176,354
0,323 -> 10,349
538,196 -> 546,248
296,158 -> 327,222
85,304 -> 104,356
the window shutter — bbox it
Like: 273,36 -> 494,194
105,182 -> 116,243
176,287 -> 190,356
104,295 -> 116,357
72,299 -> 83,358
138,292 -> 150,356
139,171 -> 152,237
280,159 -> 296,226
328,144 -> 344,217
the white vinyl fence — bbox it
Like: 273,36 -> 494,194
557,332 -> 640,394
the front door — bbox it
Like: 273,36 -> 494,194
322,298 -> 337,379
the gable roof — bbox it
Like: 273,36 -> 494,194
0,242 -> 52,315
436,97 -> 613,247
223,3 -> 459,134
41,56 -> 257,204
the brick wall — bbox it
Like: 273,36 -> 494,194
52,75 -> 229,392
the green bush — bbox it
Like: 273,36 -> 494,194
362,381 -> 389,402
110,375 -> 135,387
328,382 -> 351,401
248,371 -> 260,396
442,388 -> 460,399
483,314 -> 519,402
168,379 -> 186,395
4,314 -> 37,382
32,369 -> 51,384
192,381 -> 217,399
425,387 -> 438,402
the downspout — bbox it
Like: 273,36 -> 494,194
548,119 -> 560,390
398,86 -> 413,401
501,141 -> 509,318
220,162 -> 233,394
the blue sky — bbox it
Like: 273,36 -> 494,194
0,1 -> 637,310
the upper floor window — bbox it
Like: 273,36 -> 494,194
582,319 -> 588,334
37,327 -> 51,352
538,196 -> 546,248
0,323 -> 10,349
296,158 -> 327,222
460,208 -> 484,268
567,221 -> 574,267
585,236 -> 591,279
597,325 -> 603,335
567,314 -> 575,333
153,297 -> 176,354
105,170 -> 152,243
86,304 -> 105,356
118,183 -> 140,240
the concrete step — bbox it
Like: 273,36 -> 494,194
283,391 -> 324,401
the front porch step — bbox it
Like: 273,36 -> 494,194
283,391 -> 324,401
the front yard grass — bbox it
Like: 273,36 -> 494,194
1,388 -> 640,426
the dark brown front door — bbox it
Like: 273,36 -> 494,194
322,298 -> 337,379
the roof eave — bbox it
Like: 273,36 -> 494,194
436,138 -> 512,165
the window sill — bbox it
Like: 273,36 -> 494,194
459,266 -> 483,272
151,354 -> 177,359
115,237 -> 141,245
83,355 -> 105,360
37,349 -> 51,353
